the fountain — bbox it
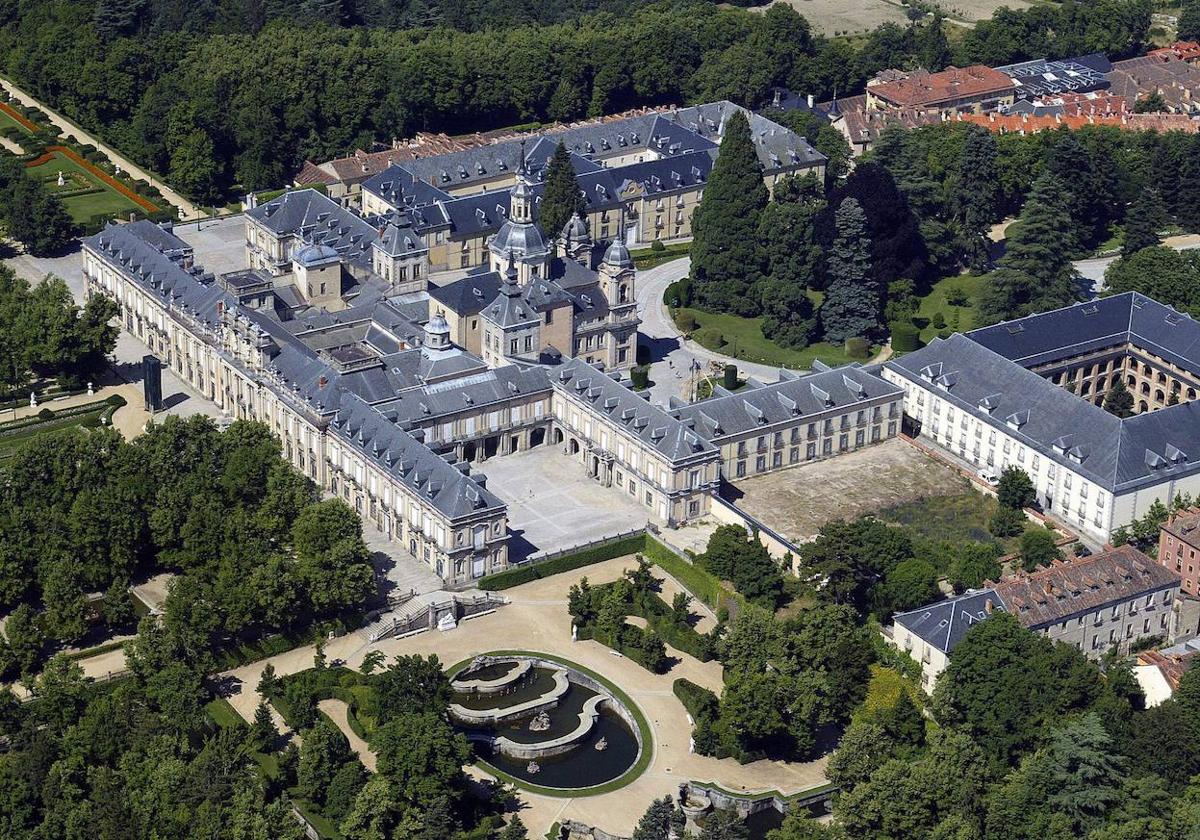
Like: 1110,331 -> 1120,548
449,653 -> 645,792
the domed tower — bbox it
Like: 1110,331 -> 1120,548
488,141 -> 551,284
597,236 -> 640,370
560,211 -> 591,264
599,237 -> 635,307
423,312 -> 453,353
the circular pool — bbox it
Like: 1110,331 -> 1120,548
448,652 -> 650,795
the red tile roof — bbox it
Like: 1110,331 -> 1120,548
868,65 -> 1015,108
1138,648 -> 1197,690
994,545 -> 1180,628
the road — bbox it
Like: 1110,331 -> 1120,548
1074,233 -> 1200,295
635,257 -> 786,407
0,74 -> 203,221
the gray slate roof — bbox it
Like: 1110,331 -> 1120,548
379,365 -> 552,427
247,189 -> 380,266
672,364 -> 901,441
887,323 -> 1200,494
551,358 -> 718,464
893,589 -> 1003,656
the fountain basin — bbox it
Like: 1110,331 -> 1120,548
469,693 -> 607,760
450,657 -> 531,694
449,668 -> 569,726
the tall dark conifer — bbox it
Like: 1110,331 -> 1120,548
538,141 -> 584,241
1121,186 -> 1163,257
952,126 -> 1000,270
820,198 -> 879,343
689,110 -> 768,317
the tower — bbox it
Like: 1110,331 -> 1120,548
560,211 -> 591,263
487,141 -> 551,283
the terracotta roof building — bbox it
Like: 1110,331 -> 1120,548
866,65 -> 1016,113
1160,507 -> 1200,598
993,545 -> 1181,655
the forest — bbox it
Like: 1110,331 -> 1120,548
0,0 -> 1154,202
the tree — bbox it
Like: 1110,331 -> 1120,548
698,525 -> 784,609
372,711 -> 469,806
997,466 -> 1036,510
257,663 -> 278,697
633,796 -> 683,840
948,543 -> 1003,592
699,808 -> 749,840
499,815 -> 530,840
951,126 -> 1001,269
690,110 -> 769,316
325,761 -> 368,823
872,558 -> 939,620
291,499 -> 375,613
3,603 -> 44,678
1018,528 -> 1062,572
980,172 -> 1080,324
1104,247 -> 1200,316
1103,378 -> 1136,418
102,577 -> 135,629
799,517 -> 914,613
249,700 -> 277,752
934,612 -> 1101,770
1122,187 -> 1163,256
297,717 -> 352,805
539,141 -> 585,243
826,721 -> 901,788
820,198 -> 879,343
373,654 -> 451,723
1183,0 -> 1200,41
340,776 -> 402,840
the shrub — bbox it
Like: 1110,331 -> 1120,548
37,407 -> 54,420
931,311 -> 947,329
845,336 -> 870,359
650,239 -> 665,252
722,364 -> 738,390
676,311 -> 697,331
945,285 -> 970,307
693,327 -> 724,349
630,365 -> 650,390
890,322 -> 921,353
988,507 -> 1027,538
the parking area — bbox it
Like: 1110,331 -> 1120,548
727,437 -> 971,543
477,443 -> 651,561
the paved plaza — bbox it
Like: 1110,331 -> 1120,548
220,556 -> 828,838
477,444 -> 653,561
174,213 -> 250,275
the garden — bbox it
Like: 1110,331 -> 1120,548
0,394 -> 125,464
0,100 -> 37,135
25,146 -> 161,226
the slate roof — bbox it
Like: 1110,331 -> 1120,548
360,165 -> 452,209
672,364 -> 901,441
376,221 -> 428,258
85,222 -> 503,522
121,220 -> 193,258
887,301 -> 1200,493
551,358 -> 719,464
994,545 -> 1178,628
429,272 -> 504,316
893,589 -> 1003,656
967,294 -> 1198,374
247,190 -> 380,266
378,365 -> 552,427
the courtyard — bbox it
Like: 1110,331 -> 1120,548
728,437 -> 972,543
220,555 -> 828,838
478,443 -> 652,561
175,213 -> 252,275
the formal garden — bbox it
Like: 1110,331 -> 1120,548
0,100 -> 37,135
24,146 -> 162,227
0,393 -> 126,464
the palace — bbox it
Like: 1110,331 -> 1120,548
884,294 -> 1200,543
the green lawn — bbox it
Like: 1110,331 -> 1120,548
25,151 -> 149,223
205,697 -> 245,730
0,109 -> 32,135
631,241 -> 690,270
912,273 -> 984,345
0,404 -> 109,462
671,305 -> 871,369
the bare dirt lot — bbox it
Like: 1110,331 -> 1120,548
728,438 -> 972,542
757,0 -> 1035,35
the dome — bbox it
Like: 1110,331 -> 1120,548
294,243 -> 339,267
490,219 -> 550,261
423,313 -> 452,350
561,212 -> 589,242
602,238 -> 633,269
426,313 -> 450,335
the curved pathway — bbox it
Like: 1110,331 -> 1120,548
318,698 -> 376,771
219,556 -> 827,838
0,75 -> 203,220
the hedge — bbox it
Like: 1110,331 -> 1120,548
478,533 -> 646,590
845,337 -> 870,359
673,677 -> 720,724
890,322 -> 921,353
641,536 -> 741,615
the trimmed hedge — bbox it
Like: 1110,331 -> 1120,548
641,537 -> 741,614
478,533 -> 646,590
890,322 -> 921,353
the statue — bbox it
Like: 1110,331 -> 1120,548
571,623 -> 578,642
526,761 -> 540,775
56,170 -> 64,186
529,711 -> 551,732
114,163 -> 121,176
595,737 -> 608,751
29,392 -> 36,408
86,381 -> 94,396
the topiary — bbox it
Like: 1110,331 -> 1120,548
630,365 -> 650,390
890,322 -> 921,353
693,327 -> 725,349
650,239 -> 665,252
845,337 -> 870,359
37,407 -> 54,420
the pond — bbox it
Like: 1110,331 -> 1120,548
449,655 -> 642,791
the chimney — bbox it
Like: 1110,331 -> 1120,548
984,598 -> 993,614
318,376 -> 328,389
1043,580 -> 1053,595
